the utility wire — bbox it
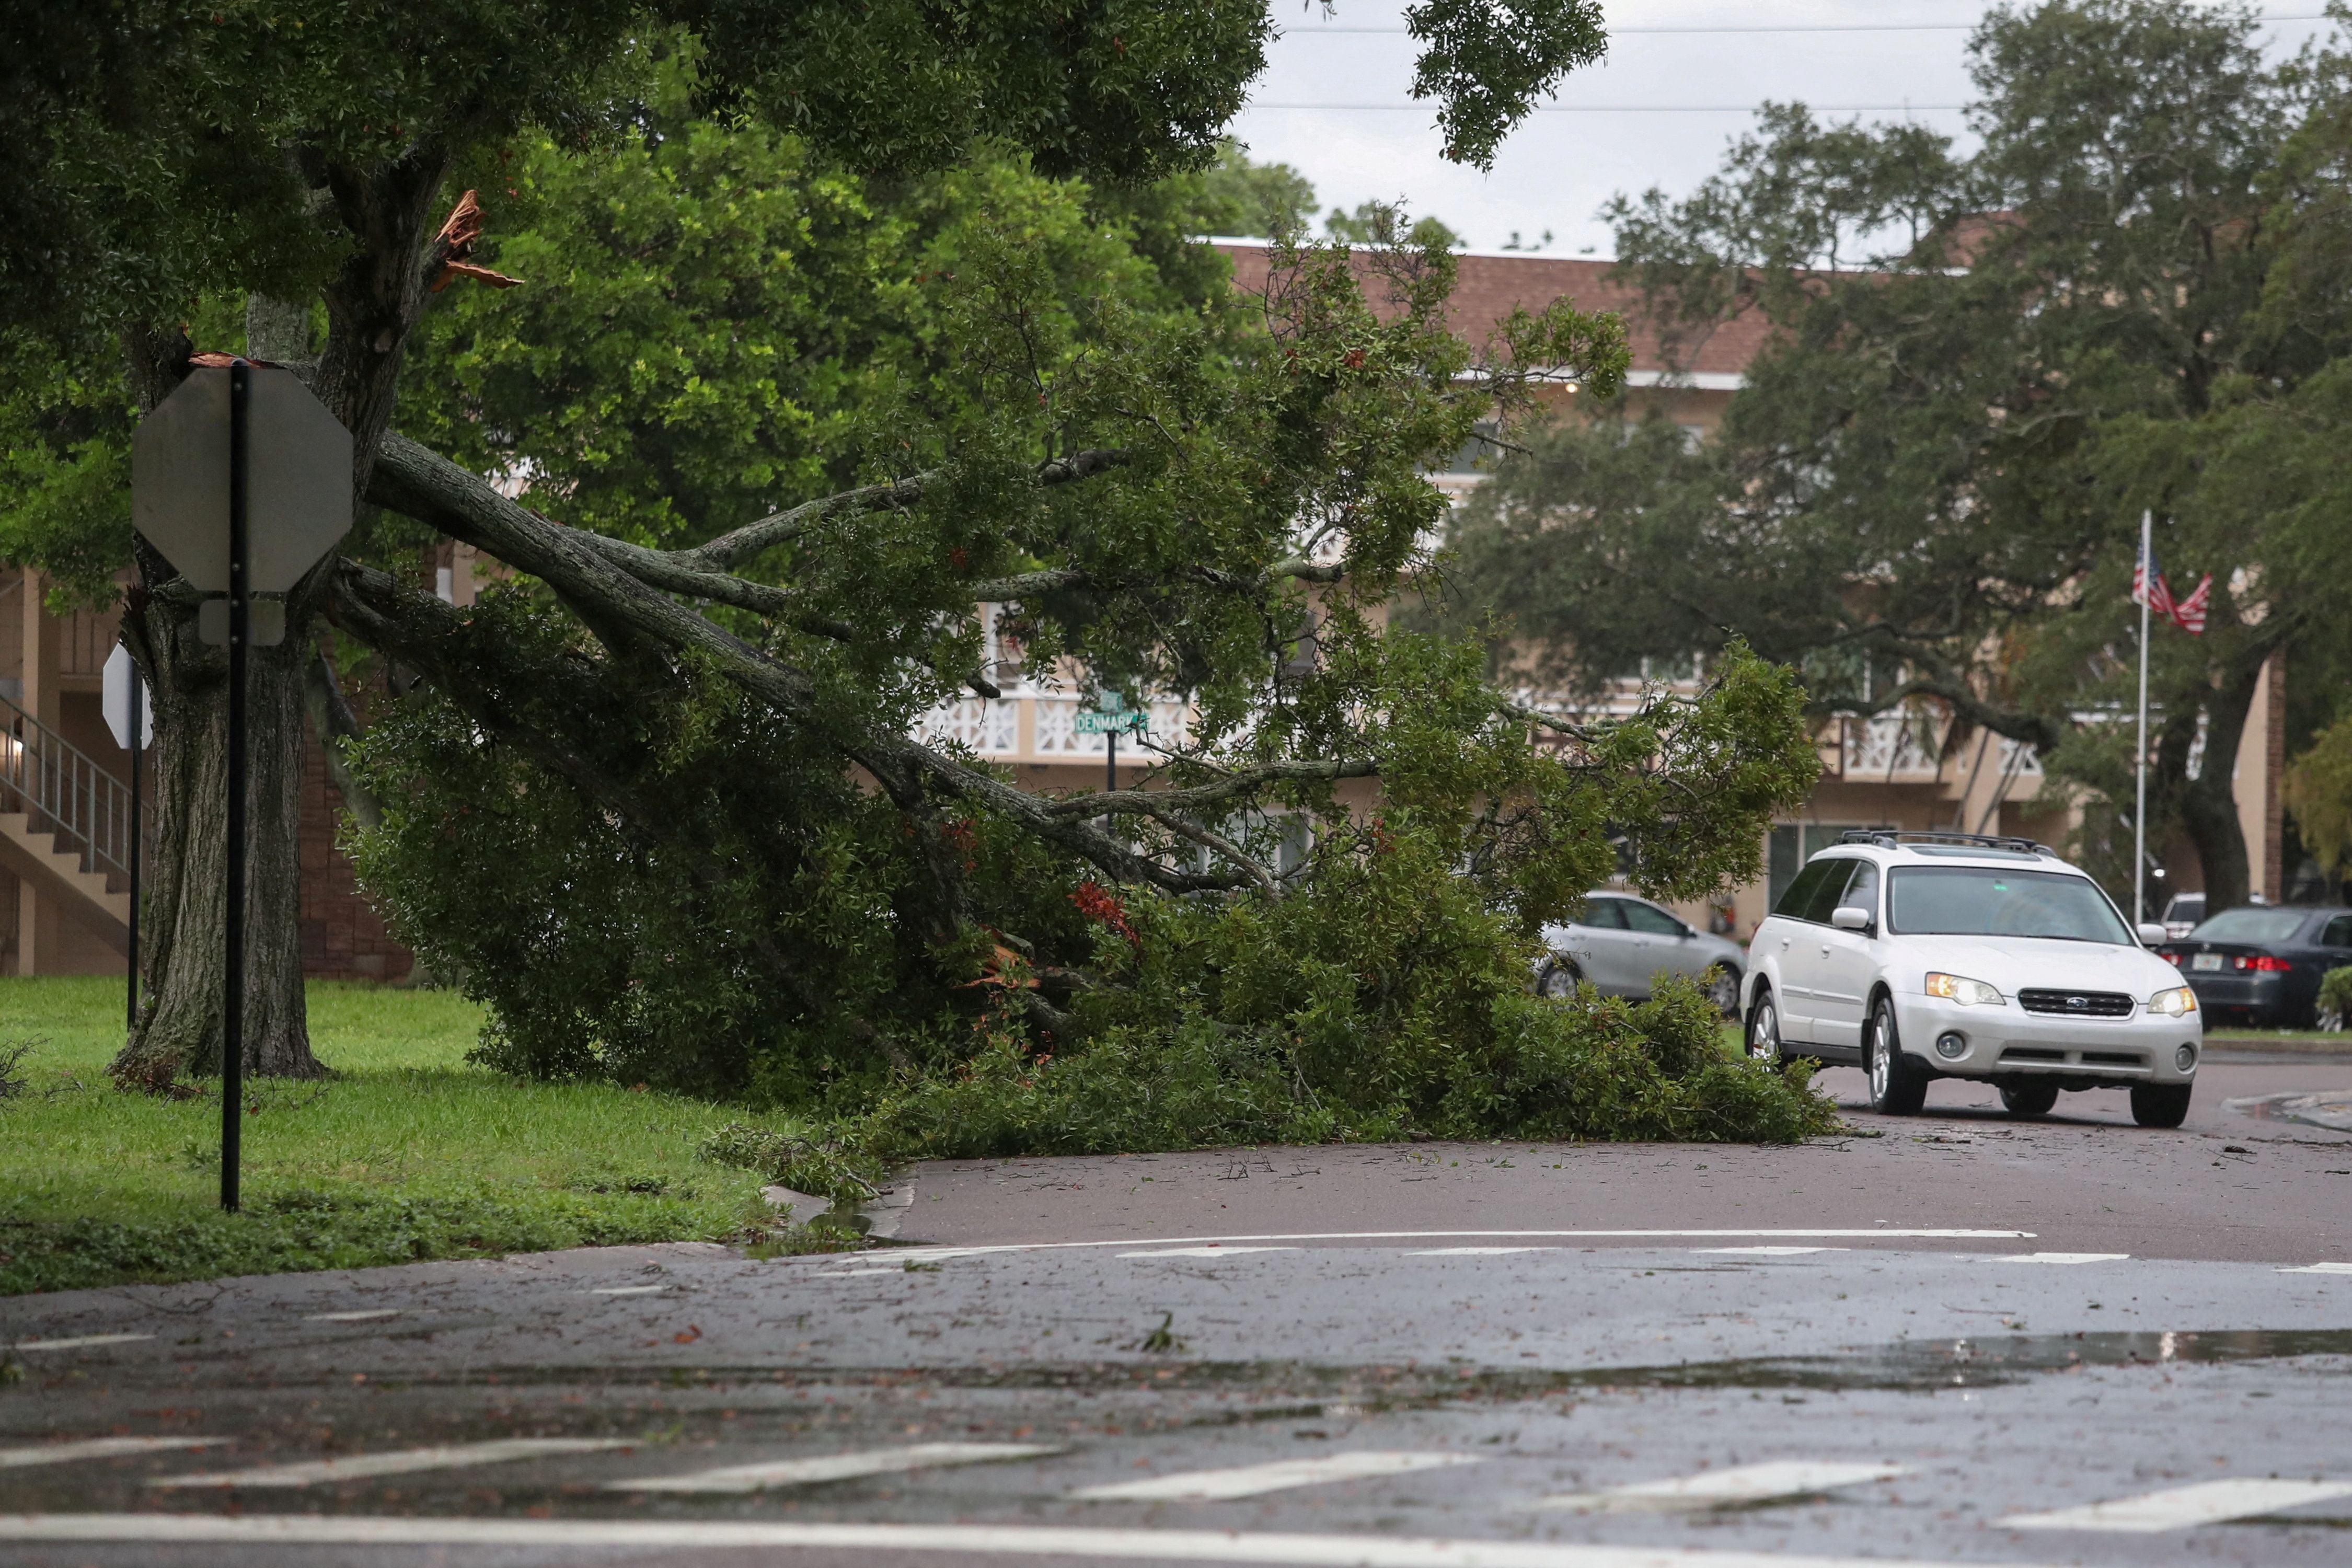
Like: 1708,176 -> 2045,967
1289,14 -> 2331,34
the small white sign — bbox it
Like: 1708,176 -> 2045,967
102,644 -> 154,750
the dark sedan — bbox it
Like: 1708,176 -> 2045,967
2157,906 -> 2352,1028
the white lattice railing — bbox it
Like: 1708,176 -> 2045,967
1,690 -> 137,880
1839,710 -> 1944,780
914,697 -> 1019,755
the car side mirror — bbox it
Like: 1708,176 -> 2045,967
1831,905 -> 1872,932
2136,923 -> 2168,944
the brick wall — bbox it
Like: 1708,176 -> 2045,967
297,722 -> 413,983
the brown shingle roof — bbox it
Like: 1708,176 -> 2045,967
1215,245 -> 1771,379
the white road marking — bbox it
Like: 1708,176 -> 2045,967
7,1333 -> 154,1352
587,1284 -> 672,1295
2278,1262 -> 2352,1274
615,1442 -> 1060,1493
2004,1477 -> 2352,1532
1692,1247 -> 1848,1256
1406,1248 -> 1553,1256
0,1438 -> 225,1470
815,1268 -> 913,1277
149,1438 -> 632,1488
303,1310 -> 403,1322
883,1229 -> 2033,1264
1534,1460 -> 1908,1513
1991,1253 -> 2130,1265
0,1514 -> 2094,1565
1073,1451 -> 1482,1501
1120,1247 -> 1300,1259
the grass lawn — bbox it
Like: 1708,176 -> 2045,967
0,978 -> 816,1297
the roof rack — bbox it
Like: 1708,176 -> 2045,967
1838,828 -> 2055,856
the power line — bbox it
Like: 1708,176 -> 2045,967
1287,14 -> 2331,35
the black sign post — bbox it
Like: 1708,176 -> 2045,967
130,359 -> 351,1213
222,363 -> 250,1214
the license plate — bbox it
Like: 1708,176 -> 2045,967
2192,953 -> 2223,971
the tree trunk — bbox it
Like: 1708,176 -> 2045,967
106,144 -> 449,1081
110,570 -> 322,1080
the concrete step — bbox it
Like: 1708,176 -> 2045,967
0,810 -> 131,952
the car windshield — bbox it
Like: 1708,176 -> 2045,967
1887,866 -> 2134,944
2187,907 -> 2309,945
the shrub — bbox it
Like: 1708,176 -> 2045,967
2319,966 -> 2352,1030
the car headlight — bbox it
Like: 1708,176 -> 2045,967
2147,985 -> 2198,1018
1926,973 -> 2004,1007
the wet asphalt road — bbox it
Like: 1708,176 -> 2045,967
3,1055 -> 2349,1568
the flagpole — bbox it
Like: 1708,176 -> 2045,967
2135,509 -> 2152,927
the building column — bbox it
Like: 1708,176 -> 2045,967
2231,648 -> 2288,904
15,568 -> 60,974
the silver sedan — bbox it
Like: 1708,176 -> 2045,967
1536,892 -> 1746,1015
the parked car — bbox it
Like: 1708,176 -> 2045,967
2155,905 -> 2352,1029
2160,892 -> 2206,941
1740,831 -> 2201,1127
1537,892 -> 1745,1015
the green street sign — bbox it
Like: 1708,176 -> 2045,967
1074,708 -> 1149,735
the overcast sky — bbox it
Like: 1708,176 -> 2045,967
1227,2 -> 2342,257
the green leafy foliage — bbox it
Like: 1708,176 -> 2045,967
338,121 -> 1822,1146
2319,966 -> 2352,1028
1325,201 -> 1465,251
1,6 -> 1836,1157
2287,711 -> 2352,879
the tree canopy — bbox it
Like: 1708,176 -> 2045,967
1441,0 -> 2352,912
0,1 -> 1832,1150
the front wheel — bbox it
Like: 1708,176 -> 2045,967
1537,961 -> 1582,1001
2130,1082 -> 2193,1128
1999,1080 -> 2059,1117
1705,964 -> 1742,1019
1745,988 -> 1784,1066
1866,997 -> 1929,1115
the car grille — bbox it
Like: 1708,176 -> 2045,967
2016,989 -> 2135,1018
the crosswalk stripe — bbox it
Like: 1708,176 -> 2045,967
1073,1451 -> 1481,1502
2003,1477 -> 2352,1531
587,1284 -> 672,1295
8,1333 -> 153,1352
883,1229 -> 2035,1263
2278,1261 -> 2352,1274
0,1438 -> 225,1470
148,1438 -> 631,1488
1119,1247 -> 1299,1259
303,1309 -> 403,1322
0,1513 -> 2093,1564
613,1442 -> 1059,1493
1405,1248 -> 1553,1255
1534,1460 -> 1907,1513
1691,1247 -> 1847,1256
1990,1253 -> 2130,1265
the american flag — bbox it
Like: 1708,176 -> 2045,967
2134,538 -> 2210,636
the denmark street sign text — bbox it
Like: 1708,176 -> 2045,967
1074,709 -> 1150,734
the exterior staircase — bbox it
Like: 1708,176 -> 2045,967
1,691 -> 134,953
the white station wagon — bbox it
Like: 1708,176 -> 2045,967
1742,832 -> 2201,1126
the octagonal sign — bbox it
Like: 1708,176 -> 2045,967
131,364 -> 354,594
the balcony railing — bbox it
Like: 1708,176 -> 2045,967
1,690 -> 137,882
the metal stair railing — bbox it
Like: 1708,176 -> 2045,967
0,689 -> 136,884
